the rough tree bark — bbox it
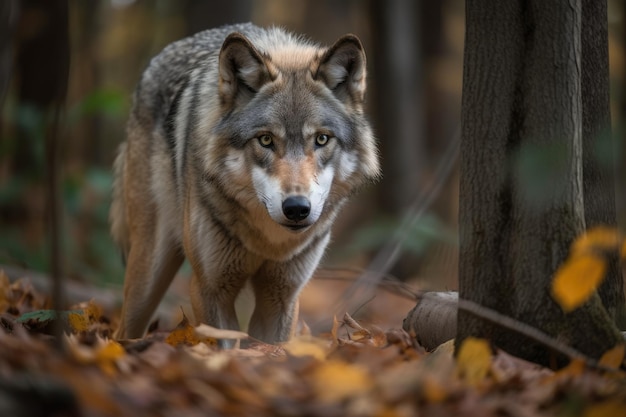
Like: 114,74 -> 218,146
580,0 -> 625,322
457,0 -> 623,365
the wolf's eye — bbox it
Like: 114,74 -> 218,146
315,134 -> 330,147
258,134 -> 274,148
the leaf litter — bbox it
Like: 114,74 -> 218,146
0,270 -> 625,417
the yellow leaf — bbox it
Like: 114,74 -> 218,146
456,337 -> 492,386
552,253 -> 607,312
96,340 -> 126,376
66,335 -> 126,376
284,336 -> 329,361
82,300 -> 103,322
571,227 -> 620,256
166,313 -> 202,347
312,360 -> 373,402
97,340 -> 125,360
67,311 -> 90,332
598,344 -> 625,370
66,300 -> 102,333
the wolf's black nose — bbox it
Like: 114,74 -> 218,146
282,196 -> 311,221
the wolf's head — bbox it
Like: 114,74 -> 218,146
210,29 -> 380,234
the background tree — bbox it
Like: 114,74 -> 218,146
457,0 -> 623,365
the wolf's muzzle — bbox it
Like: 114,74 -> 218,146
282,196 -> 311,222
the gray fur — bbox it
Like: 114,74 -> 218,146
111,24 -> 380,345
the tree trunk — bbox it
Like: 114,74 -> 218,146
580,0 -> 625,322
368,0 -> 426,278
370,0 -> 424,215
0,0 -> 17,108
457,0 -> 622,366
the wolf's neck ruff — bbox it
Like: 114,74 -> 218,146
111,23 -> 380,345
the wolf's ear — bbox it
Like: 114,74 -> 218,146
315,35 -> 367,107
219,33 -> 272,107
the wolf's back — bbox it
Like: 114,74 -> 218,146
131,23 -> 263,130
111,23 -> 272,256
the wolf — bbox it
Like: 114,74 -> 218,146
110,23 -> 380,344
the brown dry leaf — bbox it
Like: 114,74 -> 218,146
551,253 -> 606,312
456,337 -> 492,386
598,344 -> 625,370
166,312 -> 205,347
82,299 -> 103,321
621,240 -> 626,259
545,358 -> 586,383
331,315 -> 340,341
67,335 -> 126,376
338,313 -> 388,347
343,312 -> 367,333
312,359 -> 374,403
283,336 -> 329,361
0,271 -> 10,312
0,275 -> 48,317
55,362 -> 123,416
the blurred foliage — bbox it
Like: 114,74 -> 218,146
68,89 -> 127,121
0,89 -> 126,285
341,213 -> 458,259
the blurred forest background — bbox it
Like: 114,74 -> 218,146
0,0 -> 624,295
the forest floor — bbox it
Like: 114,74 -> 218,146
0,269 -> 625,417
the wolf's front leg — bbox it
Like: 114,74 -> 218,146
186,234 -> 263,347
248,273 -> 301,343
189,272 -> 243,341
249,233 -> 330,343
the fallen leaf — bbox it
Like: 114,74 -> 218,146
433,339 -> 455,356
17,309 -> 63,323
343,312 -> 367,333
312,360 -> 373,402
456,337 -> 492,386
67,311 -> 90,332
546,358 -> 586,382
72,300 -> 109,335
330,315 -> 340,341
166,313 -> 204,347
0,271 -> 10,312
551,253 -> 607,312
598,344 -> 625,370
194,323 -> 248,341
571,227 -> 620,256
283,336 -> 329,361
17,309 -> 83,334
66,334 -> 126,376
96,340 -> 126,376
